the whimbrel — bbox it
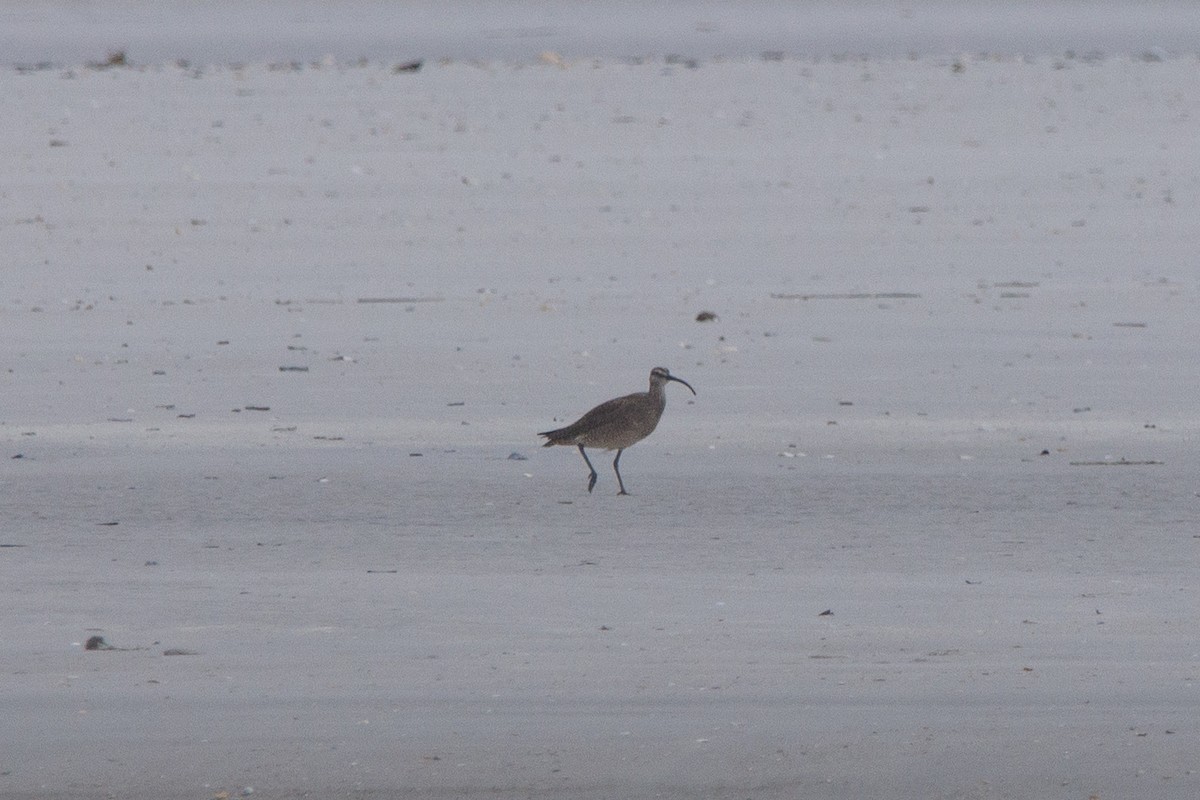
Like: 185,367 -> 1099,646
539,367 -> 696,495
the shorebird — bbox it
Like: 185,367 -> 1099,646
539,367 -> 696,495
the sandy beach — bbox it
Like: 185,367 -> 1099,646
3,3 -> 1199,798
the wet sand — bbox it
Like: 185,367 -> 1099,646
3,5 -> 1199,798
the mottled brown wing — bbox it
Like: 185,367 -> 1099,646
539,393 -> 647,448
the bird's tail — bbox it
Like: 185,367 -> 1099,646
538,428 -> 568,446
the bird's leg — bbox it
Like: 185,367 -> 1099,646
612,449 -> 629,495
577,444 -> 599,493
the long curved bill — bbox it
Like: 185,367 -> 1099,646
667,374 -> 696,395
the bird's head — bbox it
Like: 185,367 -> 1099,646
650,366 -> 696,395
